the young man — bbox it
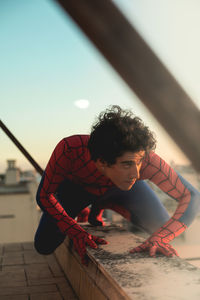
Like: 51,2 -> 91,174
35,106 -> 200,264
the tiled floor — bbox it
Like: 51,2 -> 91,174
0,242 -> 78,300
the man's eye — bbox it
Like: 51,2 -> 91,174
124,163 -> 132,168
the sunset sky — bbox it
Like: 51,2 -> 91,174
1,0 -> 200,173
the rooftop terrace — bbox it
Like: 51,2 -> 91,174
0,241 -> 77,300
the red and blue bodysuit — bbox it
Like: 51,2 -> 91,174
35,135 -> 200,259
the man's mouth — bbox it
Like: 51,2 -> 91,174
125,179 -> 136,184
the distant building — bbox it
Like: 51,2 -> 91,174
0,160 -> 41,243
5,160 -> 20,185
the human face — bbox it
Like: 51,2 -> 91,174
99,151 -> 145,191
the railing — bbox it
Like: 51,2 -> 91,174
0,120 -> 43,176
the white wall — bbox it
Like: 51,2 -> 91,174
0,186 -> 41,243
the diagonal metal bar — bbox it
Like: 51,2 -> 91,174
55,0 -> 200,171
0,120 -> 43,175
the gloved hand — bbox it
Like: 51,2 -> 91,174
47,194 -> 107,264
66,222 -> 108,265
130,234 -> 179,257
130,218 -> 187,257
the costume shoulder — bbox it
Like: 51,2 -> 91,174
140,151 -> 168,181
45,135 -> 89,173
62,134 -> 90,159
140,151 -> 185,188
63,135 -> 89,150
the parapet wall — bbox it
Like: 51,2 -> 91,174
55,225 -> 200,300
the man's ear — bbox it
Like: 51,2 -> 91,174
95,159 -> 107,171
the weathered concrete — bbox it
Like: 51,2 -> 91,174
55,225 -> 200,300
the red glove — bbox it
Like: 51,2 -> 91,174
47,195 -> 107,264
130,218 -> 187,257
66,221 -> 108,265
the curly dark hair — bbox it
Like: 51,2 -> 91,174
88,105 -> 156,165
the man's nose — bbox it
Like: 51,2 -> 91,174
129,165 -> 140,179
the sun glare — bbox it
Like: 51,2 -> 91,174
74,99 -> 90,109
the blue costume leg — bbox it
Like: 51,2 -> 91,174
91,180 -> 170,234
34,212 -> 66,254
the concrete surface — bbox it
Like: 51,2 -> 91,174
56,224 -> 200,300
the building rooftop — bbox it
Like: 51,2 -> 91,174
0,182 -> 29,195
0,241 -> 77,299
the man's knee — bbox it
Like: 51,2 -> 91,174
34,239 -> 55,255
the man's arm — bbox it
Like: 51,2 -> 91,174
36,138 -> 107,264
131,152 -> 200,257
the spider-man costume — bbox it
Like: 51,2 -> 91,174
35,135 -> 200,263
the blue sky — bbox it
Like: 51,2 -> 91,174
1,0 -> 200,172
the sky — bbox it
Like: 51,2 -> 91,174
1,0 -> 200,173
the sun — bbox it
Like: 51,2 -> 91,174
74,99 -> 90,109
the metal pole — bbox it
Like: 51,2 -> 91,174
55,0 -> 200,172
0,120 -> 43,175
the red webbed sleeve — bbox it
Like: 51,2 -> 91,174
38,139 -> 78,234
140,152 -> 190,240
37,136 -> 108,264
140,152 -> 191,221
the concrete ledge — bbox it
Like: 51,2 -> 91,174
55,225 -> 200,300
